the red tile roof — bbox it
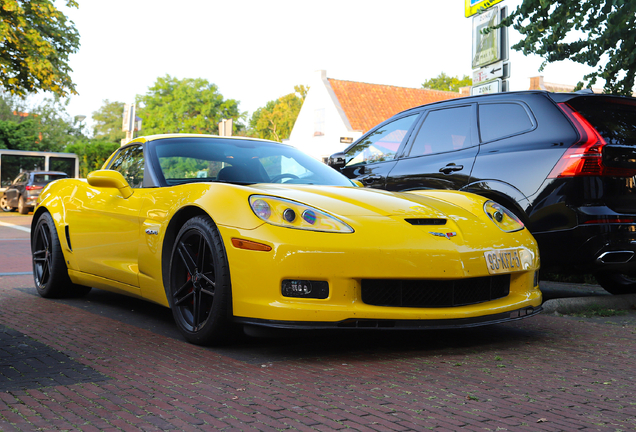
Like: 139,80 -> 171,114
328,79 -> 464,133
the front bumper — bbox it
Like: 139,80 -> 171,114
236,305 -> 542,330
219,217 -> 542,325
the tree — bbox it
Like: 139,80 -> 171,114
92,100 -> 125,143
495,0 -> 636,95
0,0 -> 80,97
422,73 -> 472,92
249,85 -> 308,142
0,92 -> 80,152
136,75 -> 243,135
65,139 -> 119,177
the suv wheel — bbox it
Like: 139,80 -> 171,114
0,194 -> 13,212
594,272 -> 636,295
18,195 -> 29,215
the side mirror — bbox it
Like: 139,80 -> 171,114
87,170 -> 133,199
328,152 -> 347,169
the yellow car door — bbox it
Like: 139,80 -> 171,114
65,144 -> 147,293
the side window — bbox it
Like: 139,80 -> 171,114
345,114 -> 419,167
408,106 -> 473,157
479,103 -> 533,142
107,144 -> 145,188
14,173 -> 26,185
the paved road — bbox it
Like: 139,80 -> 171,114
1,212 -> 635,431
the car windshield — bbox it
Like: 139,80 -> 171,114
33,174 -> 67,185
569,97 -> 636,146
150,137 -> 353,187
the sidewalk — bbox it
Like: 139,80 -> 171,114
1,274 -> 635,431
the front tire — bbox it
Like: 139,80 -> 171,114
168,215 -> 233,345
31,212 -> 91,298
594,272 -> 636,295
0,194 -> 13,212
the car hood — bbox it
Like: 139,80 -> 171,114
244,184 -> 484,222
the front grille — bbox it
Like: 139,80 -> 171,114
361,275 -> 510,308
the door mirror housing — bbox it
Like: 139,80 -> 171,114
328,152 -> 347,170
87,170 -> 133,199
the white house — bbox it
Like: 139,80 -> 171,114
286,70 -> 465,161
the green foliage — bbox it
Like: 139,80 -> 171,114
496,0 -> 636,95
0,0 -> 80,97
92,99 -> 125,143
422,73 -> 471,92
136,75 -> 243,135
0,92 -> 81,152
0,118 -> 38,149
65,139 -> 119,177
249,85 -> 308,142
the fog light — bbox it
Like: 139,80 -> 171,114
281,280 -> 329,299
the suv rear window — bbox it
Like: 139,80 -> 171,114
33,174 -> 67,184
569,98 -> 636,146
479,102 -> 534,142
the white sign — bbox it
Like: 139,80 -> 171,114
473,60 -> 507,84
472,6 -> 500,69
471,79 -> 501,96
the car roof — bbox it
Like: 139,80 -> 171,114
396,90 -> 635,116
129,133 -> 286,146
23,171 -> 67,176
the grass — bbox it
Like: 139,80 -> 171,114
570,305 -> 628,318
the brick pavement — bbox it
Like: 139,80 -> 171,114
0,274 -> 634,431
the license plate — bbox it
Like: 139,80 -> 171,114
484,249 -> 523,274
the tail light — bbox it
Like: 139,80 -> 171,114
548,103 -> 636,178
25,185 -> 43,191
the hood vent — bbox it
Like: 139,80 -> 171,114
405,218 -> 446,226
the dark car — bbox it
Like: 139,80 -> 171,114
329,90 -> 636,294
2,171 -> 68,214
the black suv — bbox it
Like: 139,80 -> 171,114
2,171 -> 67,214
329,90 -> 636,294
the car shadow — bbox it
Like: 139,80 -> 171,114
20,287 -> 545,365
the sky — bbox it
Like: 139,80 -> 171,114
57,0 -> 598,133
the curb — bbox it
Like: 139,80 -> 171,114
542,293 -> 636,315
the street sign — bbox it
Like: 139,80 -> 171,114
473,61 -> 510,84
472,6 -> 500,69
465,0 -> 504,18
471,79 -> 501,96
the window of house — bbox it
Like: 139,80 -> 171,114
345,114 -> 419,166
479,103 -> 534,142
408,106 -> 473,157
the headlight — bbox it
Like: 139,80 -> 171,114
484,200 -> 524,232
249,195 -> 353,233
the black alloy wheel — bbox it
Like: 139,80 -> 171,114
32,212 -> 91,298
169,215 -> 233,345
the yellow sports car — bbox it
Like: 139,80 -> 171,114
31,134 -> 542,345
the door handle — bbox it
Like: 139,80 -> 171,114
439,164 -> 464,174
361,175 -> 382,185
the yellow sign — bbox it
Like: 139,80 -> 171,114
465,0 -> 504,17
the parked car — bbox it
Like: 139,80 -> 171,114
3,171 -> 68,214
329,90 -> 636,295
31,134 -> 541,346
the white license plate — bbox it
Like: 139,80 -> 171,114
484,249 -> 523,274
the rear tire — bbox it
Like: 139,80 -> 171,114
594,272 -> 636,295
18,195 -> 30,214
31,212 -> 91,298
168,215 -> 234,345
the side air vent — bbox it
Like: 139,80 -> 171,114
405,218 -> 447,226
65,225 -> 72,251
